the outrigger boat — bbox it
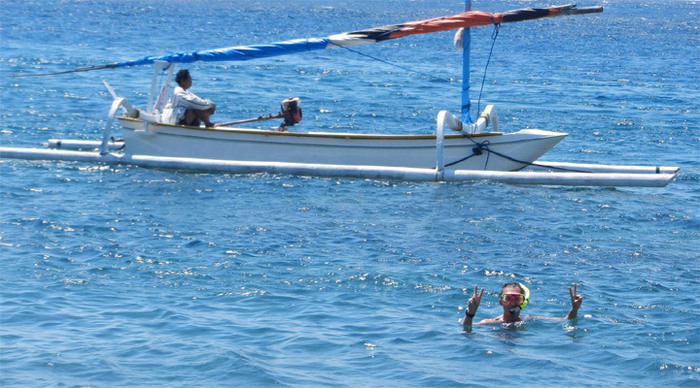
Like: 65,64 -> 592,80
1,2 -> 679,186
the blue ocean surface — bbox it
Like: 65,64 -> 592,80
1,0 -> 698,387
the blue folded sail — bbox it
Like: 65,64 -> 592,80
13,4 -> 601,77
119,38 -> 331,67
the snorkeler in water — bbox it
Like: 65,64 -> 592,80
462,282 -> 582,326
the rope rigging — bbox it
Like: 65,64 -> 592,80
476,23 -> 500,115
332,24 -> 592,174
327,40 -> 454,83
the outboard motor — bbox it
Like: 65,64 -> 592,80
281,97 -> 302,127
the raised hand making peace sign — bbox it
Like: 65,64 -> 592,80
463,285 -> 484,324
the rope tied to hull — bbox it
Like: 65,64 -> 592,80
444,135 -> 590,172
444,140 -> 491,168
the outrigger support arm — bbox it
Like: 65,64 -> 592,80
101,95 -> 134,155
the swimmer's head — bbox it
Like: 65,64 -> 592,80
500,282 -> 530,309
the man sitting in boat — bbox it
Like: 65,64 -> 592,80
462,283 -> 582,327
172,69 -> 216,128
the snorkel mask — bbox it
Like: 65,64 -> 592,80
501,283 -> 530,314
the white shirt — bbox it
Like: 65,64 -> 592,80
171,86 -> 213,121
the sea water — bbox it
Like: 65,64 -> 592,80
0,0 -> 698,387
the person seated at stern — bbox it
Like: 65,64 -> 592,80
462,282 -> 582,326
172,69 -> 216,128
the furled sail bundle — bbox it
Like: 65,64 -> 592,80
15,4 -> 602,77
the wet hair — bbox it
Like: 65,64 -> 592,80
175,69 -> 190,85
502,282 -> 524,294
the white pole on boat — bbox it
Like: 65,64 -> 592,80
147,61 -> 172,113
460,0 -> 473,124
530,161 -> 679,175
0,146 -> 677,187
48,138 -> 123,151
435,111 -> 446,179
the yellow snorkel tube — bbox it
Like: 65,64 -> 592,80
518,283 -> 530,309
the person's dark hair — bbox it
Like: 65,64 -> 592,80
175,69 -> 190,85
501,282 -> 524,294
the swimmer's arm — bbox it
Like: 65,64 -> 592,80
527,315 -> 575,321
565,284 -> 582,319
462,285 -> 486,326
462,315 -> 474,326
462,315 -> 502,326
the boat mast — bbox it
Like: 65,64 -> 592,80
460,0 -> 473,124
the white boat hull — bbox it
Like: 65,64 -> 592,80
118,117 -> 567,171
